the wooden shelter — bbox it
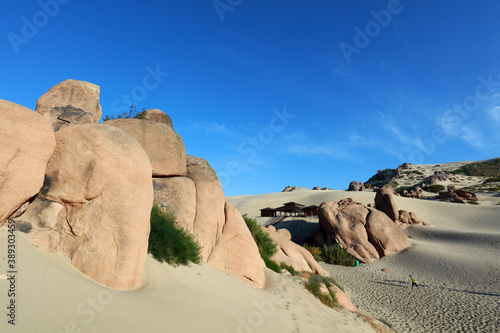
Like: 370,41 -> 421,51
303,205 -> 319,217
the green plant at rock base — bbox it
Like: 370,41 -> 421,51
148,204 -> 201,266
467,201 -> 480,205
423,184 -> 446,193
483,177 -> 500,183
304,274 -> 341,308
303,243 -> 357,267
243,214 -> 282,273
280,262 -> 299,276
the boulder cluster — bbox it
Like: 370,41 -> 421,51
0,79 -> 266,289
347,181 -> 364,191
426,171 -> 456,185
438,186 -> 479,204
314,184 -> 423,263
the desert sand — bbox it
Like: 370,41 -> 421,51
0,224 -> 377,333
229,189 -> 500,333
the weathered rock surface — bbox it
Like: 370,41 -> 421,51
0,99 -> 56,225
375,184 -> 399,221
348,181 -> 364,191
153,177 -> 196,233
317,198 -> 411,262
27,124 -> 153,290
401,186 -> 424,199
264,226 -> 326,276
318,199 -> 379,262
186,156 -> 226,261
138,109 -> 173,127
36,79 -> 102,131
365,208 -> 411,257
104,118 -> 186,177
207,202 -> 265,288
439,186 -> 479,203
427,171 -> 456,185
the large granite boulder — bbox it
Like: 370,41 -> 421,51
153,177 -> 196,233
104,118 -> 186,177
36,79 -> 102,131
185,156 -> 226,261
375,184 -> 399,221
138,109 -> 173,127
26,124 -> 153,290
0,99 -> 56,225
317,198 -> 411,262
365,208 -> 411,257
264,226 -> 326,276
318,199 -> 379,262
207,202 -> 265,288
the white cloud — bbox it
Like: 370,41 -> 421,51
459,124 -> 484,147
185,120 -> 240,138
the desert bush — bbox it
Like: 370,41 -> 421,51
102,104 -> 146,121
423,184 -> 446,193
304,274 -> 340,308
303,243 -> 357,267
243,214 -> 281,273
321,244 -> 357,267
448,168 -> 465,175
15,221 -> 32,233
280,262 -> 299,276
483,177 -> 500,184
467,201 -> 479,205
461,158 -> 500,177
390,180 -> 399,188
148,204 -> 201,266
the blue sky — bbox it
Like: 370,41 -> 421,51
2,1 -> 500,196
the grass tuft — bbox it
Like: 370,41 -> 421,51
243,214 -> 282,273
304,243 -> 358,267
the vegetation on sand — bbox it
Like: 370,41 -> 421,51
423,184 -> 446,193
102,104 -> 147,121
148,204 -> 202,266
243,214 -> 282,273
304,244 -> 358,267
304,274 -> 342,308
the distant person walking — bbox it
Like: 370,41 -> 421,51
410,274 -> 419,290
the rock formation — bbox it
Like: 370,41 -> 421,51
263,226 -> 326,276
138,108 -> 173,127
25,124 -> 154,290
0,99 -> 56,225
316,198 -> 411,262
103,118 -> 186,177
426,171 -> 456,185
439,186 -> 479,203
401,186 -> 424,199
348,181 -> 364,191
375,184 -> 399,221
36,79 -> 102,131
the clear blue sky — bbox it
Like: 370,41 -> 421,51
2,1 -> 500,196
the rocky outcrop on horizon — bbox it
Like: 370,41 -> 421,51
439,186 -> 479,204
1,79 -> 266,290
348,181 -> 364,191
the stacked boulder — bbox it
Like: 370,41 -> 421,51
375,184 -> 423,225
315,198 -> 411,263
348,181 -> 364,191
2,79 -> 266,290
439,186 -> 479,204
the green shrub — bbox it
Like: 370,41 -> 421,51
303,243 -> 357,267
390,180 -> 399,188
461,158 -> 500,177
304,274 -> 340,308
243,215 -> 281,273
423,184 -> 446,193
280,262 -> 299,276
483,177 -> 500,184
467,201 -> 479,205
321,244 -> 357,267
448,168 -> 465,175
148,204 -> 201,266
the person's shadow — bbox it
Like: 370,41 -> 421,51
373,280 -> 427,288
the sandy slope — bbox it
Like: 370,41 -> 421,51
0,229 -> 376,333
228,190 -> 500,333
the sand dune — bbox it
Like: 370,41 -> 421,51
0,229 -> 377,333
229,189 -> 500,332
